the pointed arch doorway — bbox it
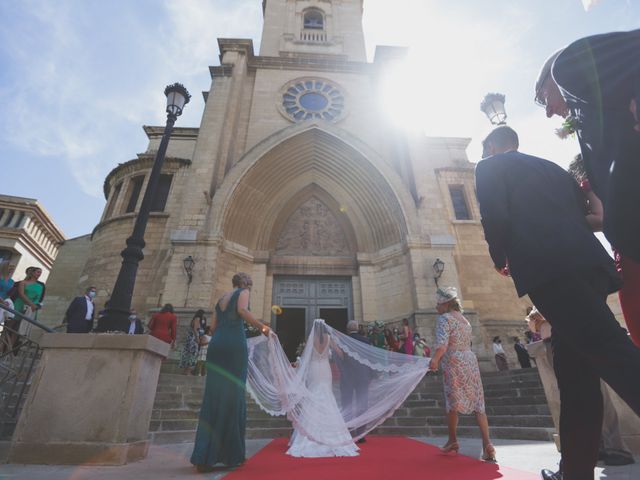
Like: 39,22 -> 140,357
273,276 -> 352,361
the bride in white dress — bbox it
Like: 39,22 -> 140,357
246,318 -> 431,459
286,321 -> 359,457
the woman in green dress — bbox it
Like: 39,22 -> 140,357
190,272 -> 271,472
13,267 -> 45,317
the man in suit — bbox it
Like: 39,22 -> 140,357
127,309 -> 144,335
535,29 -> 640,262
65,286 -> 97,333
338,320 -> 372,443
476,126 -> 640,480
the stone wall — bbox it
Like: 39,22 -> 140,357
37,235 -> 92,327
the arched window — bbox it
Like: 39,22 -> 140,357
303,9 -> 324,30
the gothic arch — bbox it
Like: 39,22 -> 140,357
212,122 -> 419,253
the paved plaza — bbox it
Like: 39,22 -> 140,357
1,436 -> 637,480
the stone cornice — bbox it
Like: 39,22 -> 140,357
91,212 -> 170,239
218,38 -> 255,62
142,126 -> 199,140
435,165 -> 476,174
0,228 -> 57,268
0,195 -> 65,242
103,156 -> 192,199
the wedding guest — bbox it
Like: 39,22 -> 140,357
195,326 -> 212,376
0,261 -> 15,301
429,287 -> 495,463
526,307 -> 551,341
127,309 -> 144,335
535,30 -> 640,262
371,322 -> 386,349
476,125 -> 640,480
180,310 -> 205,375
384,327 -> 400,352
513,337 -> 532,369
64,286 -> 97,333
568,154 -> 640,347
191,272 -> 270,472
0,261 -> 15,326
12,266 -> 45,340
492,337 -> 509,371
401,318 -> 414,355
148,303 -> 177,348
413,333 -> 429,357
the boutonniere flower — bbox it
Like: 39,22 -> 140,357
555,115 -> 580,139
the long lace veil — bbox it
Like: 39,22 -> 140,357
247,318 -> 430,446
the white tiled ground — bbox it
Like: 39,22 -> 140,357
0,438 -> 637,479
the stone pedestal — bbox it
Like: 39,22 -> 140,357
8,333 -> 169,465
528,340 -> 640,454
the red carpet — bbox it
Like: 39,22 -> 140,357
225,437 -> 540,479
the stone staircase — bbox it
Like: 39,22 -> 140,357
149,364 -> 554,445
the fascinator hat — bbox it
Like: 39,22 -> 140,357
436,287 -> 459,305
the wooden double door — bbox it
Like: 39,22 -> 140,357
272,276 -> 352,361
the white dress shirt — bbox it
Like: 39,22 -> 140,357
85,296 -> 94,320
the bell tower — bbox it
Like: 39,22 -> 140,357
260,0 -> 366,62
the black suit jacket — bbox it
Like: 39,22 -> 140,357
337,332 -> 373,385
552,29 -> 640,260
475,151 -> 618,297
65,296 -> 95,333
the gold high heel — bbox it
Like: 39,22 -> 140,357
482,444 -> 496,463
440,440 -> 459,455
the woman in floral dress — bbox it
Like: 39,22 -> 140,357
429,287 -> 496,463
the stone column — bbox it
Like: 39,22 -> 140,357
9,333 -> 169,465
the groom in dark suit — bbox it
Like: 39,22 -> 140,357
535,29 -> 640,262
476,126 -> 640,480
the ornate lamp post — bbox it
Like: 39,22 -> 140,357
433,258 -> 445,287
480,93 -> 507,125
97,83 -> 191,332
183,255 -> 195,307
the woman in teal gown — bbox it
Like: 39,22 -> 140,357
190,272 -> 271,472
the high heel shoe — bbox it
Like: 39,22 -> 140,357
482,444 -> 496,463
440,440 -> 459,455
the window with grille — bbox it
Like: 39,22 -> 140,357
449,185 -> 471,220
125,176 -> 145,213
150,174 -> 173,212
104,182 -> 122,219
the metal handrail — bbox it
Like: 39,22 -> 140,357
0,302 -> 54,333
0,302 -> 51,424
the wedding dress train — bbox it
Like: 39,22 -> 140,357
246,319 -> 430,458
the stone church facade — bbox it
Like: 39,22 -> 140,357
43,0 -> 533,368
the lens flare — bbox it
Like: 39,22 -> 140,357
271,305 -> 283,315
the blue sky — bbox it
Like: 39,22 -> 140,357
1,0 -> 638,238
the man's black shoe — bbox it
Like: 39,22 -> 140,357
541,468 -> 562,480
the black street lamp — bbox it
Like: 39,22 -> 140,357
433,258 -> 445,287
183,255 -> 195,307
480,93 -> 507,125
97,83 -> 191,332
